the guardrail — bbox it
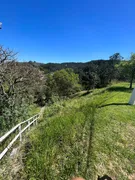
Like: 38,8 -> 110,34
0,113 -> 40,160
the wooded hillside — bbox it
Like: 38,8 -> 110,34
1,46 -> 135,136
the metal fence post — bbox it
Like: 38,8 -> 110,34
34,119 -> 36,125
28,120 -> 30,130
19,125 -> 22,142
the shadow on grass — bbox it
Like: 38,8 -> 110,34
84,106 -> 113,180
98,102 -> 129,108
81,91 -> 92,96
69,91 -> 92,98
84,106 -> 97,179
107,86 -> 133,93
81,88 -> 107,97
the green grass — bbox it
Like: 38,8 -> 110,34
27,104 -> 41,117
16,82 -> 135,179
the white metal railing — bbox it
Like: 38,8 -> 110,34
0,113 -> 40,160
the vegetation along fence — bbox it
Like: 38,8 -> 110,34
0,113 -> 40,160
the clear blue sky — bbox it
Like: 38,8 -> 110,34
0,0 -> 135,63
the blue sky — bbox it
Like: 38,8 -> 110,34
0,0 -> 135,63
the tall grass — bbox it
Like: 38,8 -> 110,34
23,102 -> 97,180
3,82 -> 135,180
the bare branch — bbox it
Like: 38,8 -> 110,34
0,45 -> 17,64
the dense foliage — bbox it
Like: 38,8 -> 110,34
0,46 -> 82,133
45,68 -> 81,102
30,53 -> 124,90
116,53 -> 135,88
0,46 -> 45,133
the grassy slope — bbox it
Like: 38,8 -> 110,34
22,82 -> 135,180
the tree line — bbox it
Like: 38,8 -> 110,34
31,52 -> 135,89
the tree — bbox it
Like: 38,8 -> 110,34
80,63 -> 99,90
109,53 -> 124,61
97,61 -> 113,87
115,61 -> 129,81
46,68 -> 81,98
116,53 -> 135,89
129,53 -> 135,88
45,74 -> 55,103
0,46 -> 17,64
108,53 -> 123,81
80,60 -> 118,90
0,46 -> 45,132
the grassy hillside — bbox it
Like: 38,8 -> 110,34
8,82 -> 135,179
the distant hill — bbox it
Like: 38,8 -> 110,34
27,59 -> 122,89
28,59 -> 110,73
